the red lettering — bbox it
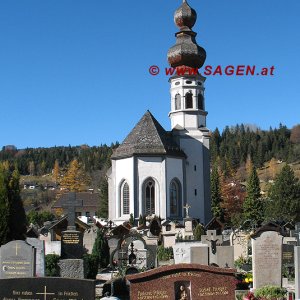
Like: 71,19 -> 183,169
246,65 -> 255,75
176,67 -> 187,76
213,66 -> 222,76
270,66 -> 275,75
165,68 -> 176,76
225,66 -> 234,75
236,65 -> 245,76
204,65 -> 212,76
188,68 -> 198,75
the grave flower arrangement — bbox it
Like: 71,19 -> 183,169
243,291 -> 256,300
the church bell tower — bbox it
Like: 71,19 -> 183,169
167,0 -> 211,223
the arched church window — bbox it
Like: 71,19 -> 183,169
198,93 -> 204,110
170,179 -> 181,217
185,92 -> 193,109
145,179 -> 155,216
122,182 -> 130,215
175,94 -> 181,110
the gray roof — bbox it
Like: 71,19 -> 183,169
111,111 -> 185,159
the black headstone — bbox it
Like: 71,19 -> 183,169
61,229 -> 83,259
0,277 -> 95,300
0,240 -> 35,279
282,244 -> 295,265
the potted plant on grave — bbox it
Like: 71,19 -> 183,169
254,285 -> 287,300
234,255 -> 252,272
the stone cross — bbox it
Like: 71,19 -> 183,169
62,192 -> 83,229
183,203 -> 191,218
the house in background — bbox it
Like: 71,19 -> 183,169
52,192 -> 101,221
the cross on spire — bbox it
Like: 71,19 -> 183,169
62,192 -> 83,229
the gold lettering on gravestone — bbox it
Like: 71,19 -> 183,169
137,290 -> 168,299
63,233 -> 80,244
2,260 -> 31,277
162,271 -> 201,279
198,286 -> 229,297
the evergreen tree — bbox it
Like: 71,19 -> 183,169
193,223 -> 204,241
8,168 -> 27,240
210,164 -> 223,219
242,166 -> 263,227
92,228 -> 109,269
98,177 -> 108,218
267,164 -> 300,222
0,167 -> 10,245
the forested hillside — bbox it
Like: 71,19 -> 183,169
210,123 -> 300,174
0,143 -> 118,175
0,123 -> 299,226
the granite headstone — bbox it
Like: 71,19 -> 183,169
26,237 -> 45,277
0,277 -> 95,300
252,229 -> 283,289
127,263 -> 236,300
0,240 -> 35,279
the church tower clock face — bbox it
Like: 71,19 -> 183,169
108,0 -> 211,225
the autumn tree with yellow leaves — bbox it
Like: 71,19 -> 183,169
60,159 -> 90,192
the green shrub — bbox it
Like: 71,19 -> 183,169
83,254 -> 99,279
157,245 -> 173,261
234,255 -> 252,269
45,254 -> 60,277
254,285 -> 287,300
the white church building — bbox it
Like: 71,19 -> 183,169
108,0 -> 211,224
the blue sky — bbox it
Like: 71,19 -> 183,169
0,0 -> 299,149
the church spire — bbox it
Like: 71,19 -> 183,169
167,0 -> 206,69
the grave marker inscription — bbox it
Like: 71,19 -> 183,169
0,240 -> 35,279
127,264 -> 236,300
252,229 -> 283,289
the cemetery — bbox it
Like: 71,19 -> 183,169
0,195 -> 299,299
0,0 -> 299,300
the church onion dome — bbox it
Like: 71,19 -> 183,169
111,111 -> 186,160
167,0 -> 206,69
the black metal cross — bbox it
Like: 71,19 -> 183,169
62,192 -> 83,229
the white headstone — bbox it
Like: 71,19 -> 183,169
252,230 -> 283,289
230,231 -> 249,260
173,242 -> 207,264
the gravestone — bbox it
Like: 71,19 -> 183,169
282,244 -> 295,265
26,237 -> 45,277
190,246 -> 209,265
0,277 -> 95,300
61,192 -> 84,259
295,247 -> 300,300
230,230 -> 249,260
59,192 -> 85,278
252,228 -> 283,289
201,230 -> 223,265
173,242 -> 208,265
216,246 -> 234,268
0,240 -> 35,279
126,263 -> 236,300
